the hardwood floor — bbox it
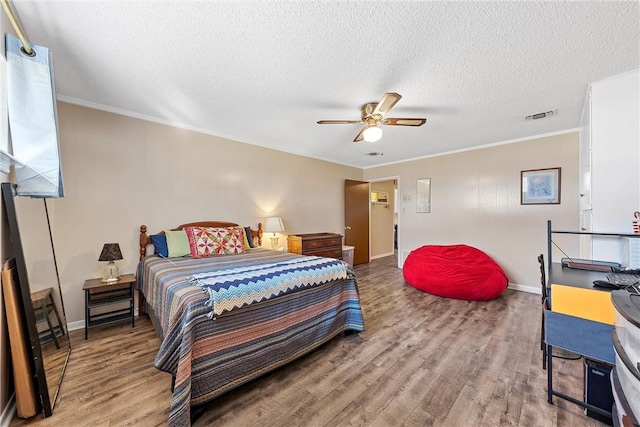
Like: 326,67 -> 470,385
11,256 -> 608,426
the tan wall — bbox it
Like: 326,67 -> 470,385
364,132 -> 580,288
370,180 -> 395,258
45,102 -> 362,326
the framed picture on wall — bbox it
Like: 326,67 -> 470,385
521,167 -> 561,205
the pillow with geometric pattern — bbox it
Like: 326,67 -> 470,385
184,226 -> 246,257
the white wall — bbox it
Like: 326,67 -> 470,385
589,70 -> 640,262
46,102 -> 362,325
364,131 -> 580,289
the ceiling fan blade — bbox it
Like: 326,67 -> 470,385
317,120 -> 364,125
381,117 -> 426,126
372,92 -> 402,117
353,126 -> 366,142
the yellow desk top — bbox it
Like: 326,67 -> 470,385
550,283 -> 615,325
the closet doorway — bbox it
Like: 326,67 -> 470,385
370,178 -> 398,263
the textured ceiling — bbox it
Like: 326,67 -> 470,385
11,1 -> 640,168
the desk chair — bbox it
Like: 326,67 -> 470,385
538,254 -> 549,369
31,288 -> 65,349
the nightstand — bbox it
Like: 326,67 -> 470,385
83,274 -> 135,340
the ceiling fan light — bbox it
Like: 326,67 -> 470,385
363,125 -> 382,142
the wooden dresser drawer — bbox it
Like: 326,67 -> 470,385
302,237 -> 342,251
304,247 -> 343,259
287,233 -> 343,260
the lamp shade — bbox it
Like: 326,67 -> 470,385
264,217 -> 284,233
363,125 -> 382,142
98,243 -> 123,262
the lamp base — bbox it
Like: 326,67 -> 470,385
270,236 -> 279,250
102,261 -> 120,283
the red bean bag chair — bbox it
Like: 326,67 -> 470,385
403,244 -> 508,301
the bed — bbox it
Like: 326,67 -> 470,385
136,221 -> 365,427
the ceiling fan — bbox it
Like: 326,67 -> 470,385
317,92 -> 426,142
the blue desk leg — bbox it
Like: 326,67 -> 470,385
547,344 -> 553,404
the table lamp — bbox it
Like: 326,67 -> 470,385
264,217 -> 284,250
99,243 -> 123,283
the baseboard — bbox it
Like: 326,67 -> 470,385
67,319 -> 84,332
0,393 -> 16,427
508,283 -> 540,294
371,252 -> 395,260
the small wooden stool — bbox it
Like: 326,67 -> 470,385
31,287 -> 65,349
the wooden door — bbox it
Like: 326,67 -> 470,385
344,179 -> 370,265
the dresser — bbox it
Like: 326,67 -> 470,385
287,233 -> 343,259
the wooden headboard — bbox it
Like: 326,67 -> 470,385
139,221 -> 263,260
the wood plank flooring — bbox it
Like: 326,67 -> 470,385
11,256 -> 608,426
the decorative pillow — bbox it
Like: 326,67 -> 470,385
149,234 -> 168,257
244,226 -> 255,248
242,228 -> 251,250
165,230 -> 191,258
184,226 -> 246,257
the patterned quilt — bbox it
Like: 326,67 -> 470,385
137,248 -> 364,427
190,256 -> 348,318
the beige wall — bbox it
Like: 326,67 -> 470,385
47,102 -> 361,326
364,132 -> 580,288
22,104 -> 580,327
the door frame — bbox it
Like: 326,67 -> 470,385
368,175 -> 401,268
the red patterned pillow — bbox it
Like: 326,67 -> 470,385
184,226 -> 246,257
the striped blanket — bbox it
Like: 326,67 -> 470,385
137,248 -> 365,427
189,256 -> 348,318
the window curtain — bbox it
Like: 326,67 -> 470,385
5,33 -> 63,198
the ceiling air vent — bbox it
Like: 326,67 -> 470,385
366,152 -> 383,156
525,109 -> 557,120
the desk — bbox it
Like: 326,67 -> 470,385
549,262 -> 616,324
545,263 -> 615,420
548,262 -> 609,289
